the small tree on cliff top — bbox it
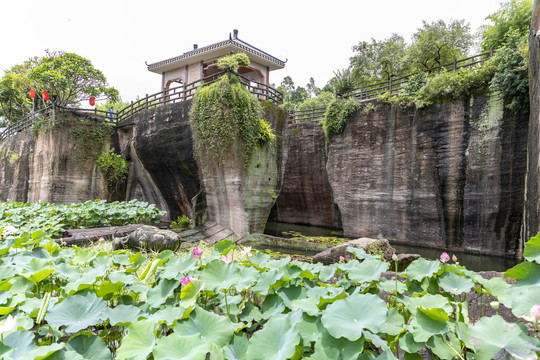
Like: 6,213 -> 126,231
27,50 -> 119,107
0,50 -> 119,122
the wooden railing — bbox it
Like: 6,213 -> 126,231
115,70 -> 283,124
0,71 -> 284,140
288,107 -> 326,124
339,50 -> 493,100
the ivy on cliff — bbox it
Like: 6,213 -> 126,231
97,148 -> 129,201
189,59 -> 275,166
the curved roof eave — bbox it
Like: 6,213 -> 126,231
147,39 -> 285,74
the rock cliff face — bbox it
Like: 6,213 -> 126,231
200,103 -> 286,238
525,0 -> 540,241
0,113 -> 108,203
326,94 -> 528,257
118,101 -> 200,222
271,121 -> 342,229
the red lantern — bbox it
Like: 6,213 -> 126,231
42,91 -> 49,102
89,96 -> 95,106
29,89 -> 36,99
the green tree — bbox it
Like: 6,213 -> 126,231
406,19 -> 473,70
0,64 -> 33,126
306,77 -> 321,98
27,50 -> 119,107
296,91 -> 335,111
350,33 -> 409,84
480,0 -> 533,52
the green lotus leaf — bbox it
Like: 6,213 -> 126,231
348,258 -> 389,283
46,349 -> 84,360
152,333 -> 211,360
95,280 -> 125,298
107,271 -> 137,285
379,307 -> 405,336
148,305 -> 191,326
3,330 -> 35,359
377,279 -> 407,294
294,313 -> 325,343
260,294 -> 285,320
468,315 -> 538,360
21,258 -> 54,283
113,253 -> 132,266
179,279 -> 203,308
173,306 -> 234,347
311,328 -> 364,360
405,294 -> 452,314
438,272 -> 474,295
405,258 -> 440,282
104,304 -> 142,326
290,298 -> 319,316
66,334 -> 111,360
246,316 -> 300,360
427,333 -> 462,360
321,293 -> 387,341
18,343 -> 64,360
346,246 -> 381,260
71,250 -> 98,265
239,301 -> 263,323
277,285 -> 307,308
249,252 -> 271,268
214,239 -> 236,255
504,261 -> 540,286
251,269 -> 281,295
92,255 -> 113,269
146,278 -> 180,308
399,331 -> 424,354
158,255 -> 197,280
64,265 -> 109,295
116,319 -> 158,360
318,263 -> 337,282
0,266 -> 17,282
407,307 -> 449,342
45,295 -> 107,333
199,259 -> 257,292
222,333 -> 248,360
523,232 -> 540,263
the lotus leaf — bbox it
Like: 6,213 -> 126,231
405,258 -> 440,281
438,271 -> 474,295
321,293 -> 387,341
468,315 -> 539,359
348,258 -> 389,283
152,333 -> 210,360
523,232 -> 540,263
407,307 -> 449,342
173,306 -> 235,347
104,304 -> 142,326
146,278 -> 179,308
246,316 -> 300,360
222,333 -> 248,360
115,319 -> 158,360
45,295 -> 107,333
66,334 -> 110,360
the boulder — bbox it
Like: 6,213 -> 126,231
313,237 -> 396,265
395,253 -> 421,271
112,225 -> 181,252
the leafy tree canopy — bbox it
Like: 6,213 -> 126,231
27,50 -> 119,107
480,0 -> 533,52
350,33 -> 409,84
405,19 -> 474,70
0,50 -> 119,125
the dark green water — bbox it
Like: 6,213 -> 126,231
264,222 -> 519,272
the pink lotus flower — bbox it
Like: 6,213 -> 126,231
452,254 -> 458,263
98,237 -> 105,242
530,303 -> 540,320
339,256 -> 345,262
221,254 -> 232,264
192,248 -> 204,259
3,225 -> 17,234
440,252 -> 450,263
180,275 -> 198,286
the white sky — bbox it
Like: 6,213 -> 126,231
1,0 -> 504,104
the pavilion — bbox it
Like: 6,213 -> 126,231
146,30 -> 286,93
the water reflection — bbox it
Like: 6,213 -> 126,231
264,222 -> 520,272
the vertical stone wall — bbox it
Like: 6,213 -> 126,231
121,101 -> 200,222
525,0 -> 540,241
271,121 -> 342,229
0,113 -> 109,203
326,94 -> 528,257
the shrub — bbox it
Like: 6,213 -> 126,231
323,97 -> 361,138
171,215 -> 190,229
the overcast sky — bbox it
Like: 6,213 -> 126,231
2,0 -> 504,104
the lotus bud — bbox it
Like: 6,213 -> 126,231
440,252 -> 450,263
490,301 -> 500,311
530,303 -> 540,320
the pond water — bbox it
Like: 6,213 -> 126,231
264,222 -> 520,272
